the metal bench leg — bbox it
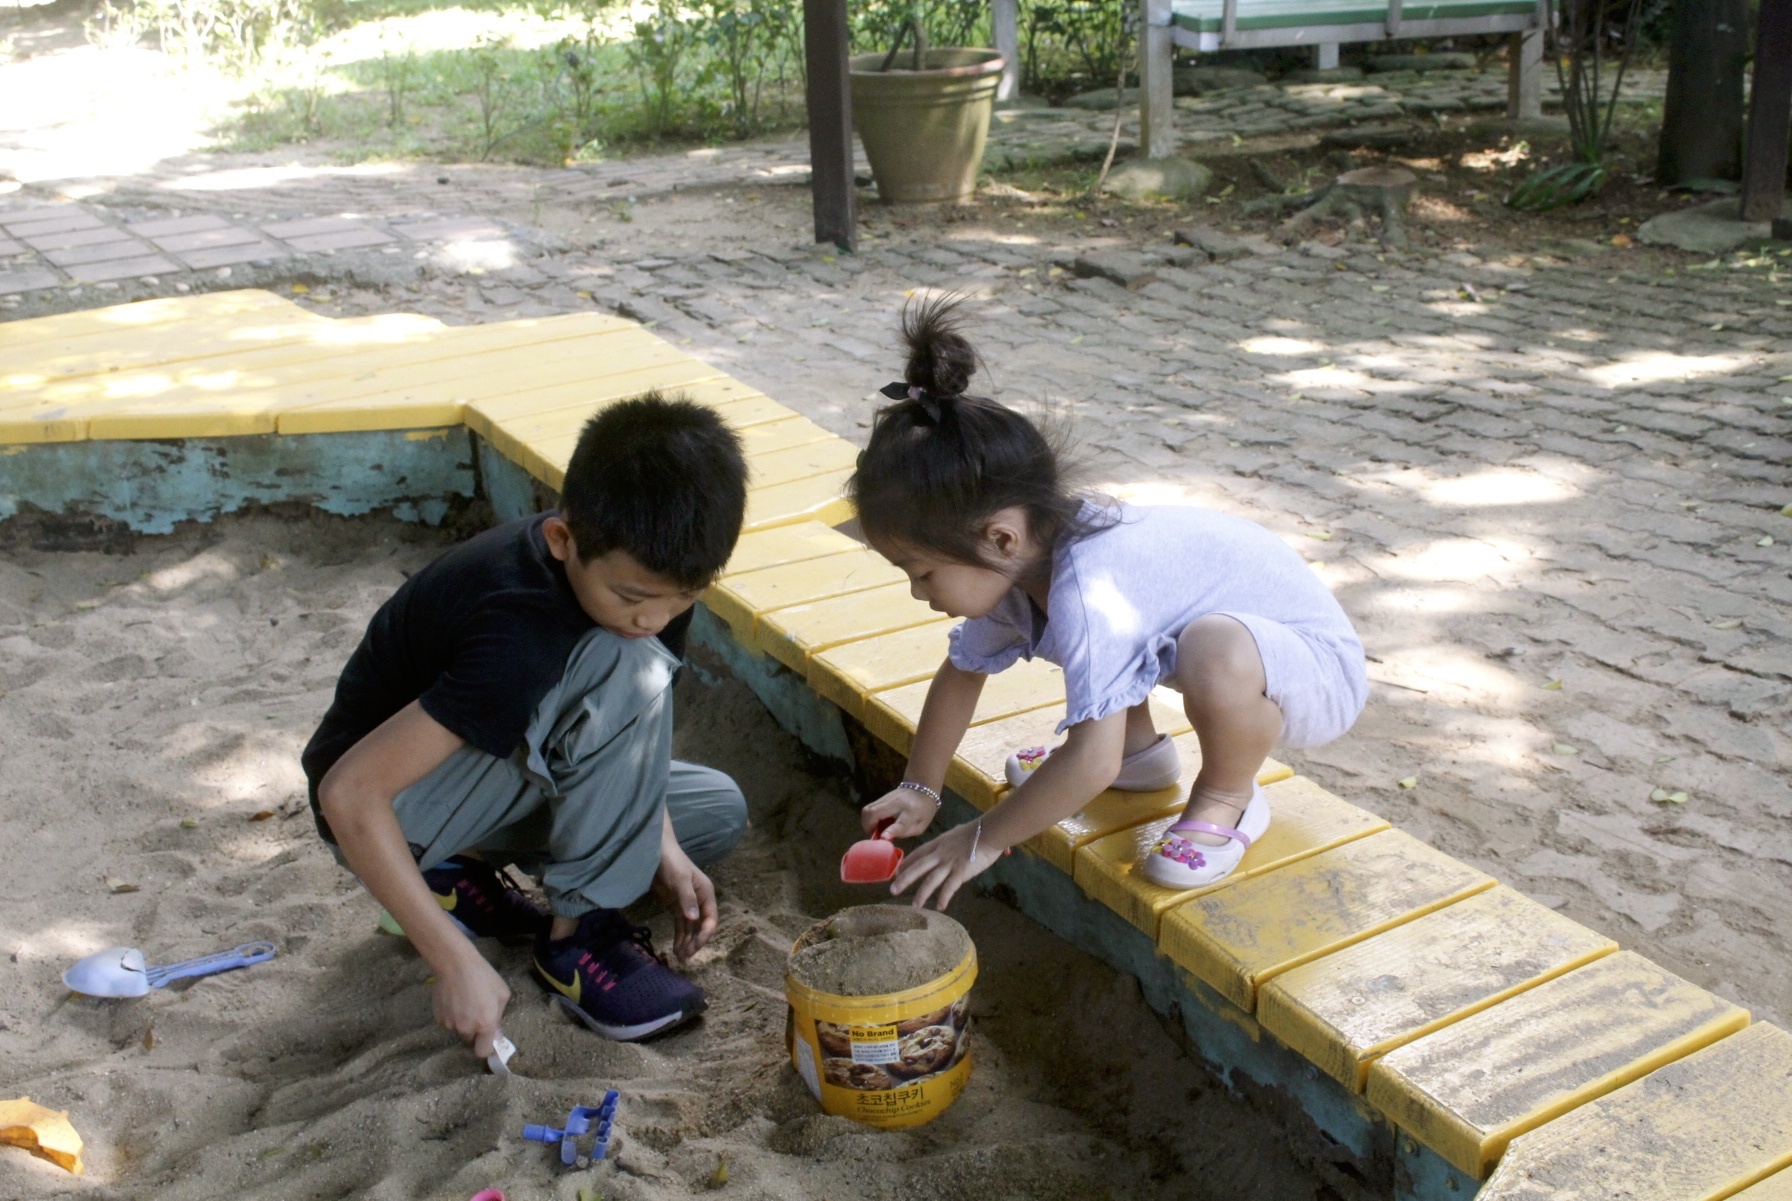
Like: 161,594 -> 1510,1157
991,0 -> 1020,101
1315,43 -> 1339,70
1140,0 -> 1175,158
1507,28 -> 1542,118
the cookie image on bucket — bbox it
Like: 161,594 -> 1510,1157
785,905 -> 977,1129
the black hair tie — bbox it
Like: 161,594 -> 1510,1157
879,380 -> 951,424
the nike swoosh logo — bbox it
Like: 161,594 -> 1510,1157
539,963 -> 581,1005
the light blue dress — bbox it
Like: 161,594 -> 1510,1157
947,503 -> 1367,747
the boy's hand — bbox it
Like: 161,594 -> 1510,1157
889,819 -> 1004,911
431,945 -> 511,1058
654,843 -> 718,962
860,784 -> 941,840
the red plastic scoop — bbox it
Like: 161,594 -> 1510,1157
841,819 -> 903,884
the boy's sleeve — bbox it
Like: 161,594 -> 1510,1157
418,604 -> 571,759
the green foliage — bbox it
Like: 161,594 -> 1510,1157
1019,0 -> 1124,96
1505,162 -> 1606,211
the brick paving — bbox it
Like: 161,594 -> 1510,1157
1,58 -> 1785,1022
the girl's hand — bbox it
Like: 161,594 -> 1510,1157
889,819 -> 1004,911
860,784 -> 942,840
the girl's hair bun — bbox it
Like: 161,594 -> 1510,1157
901,294 -> 978,400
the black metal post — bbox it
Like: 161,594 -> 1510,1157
803,0 -> 857,251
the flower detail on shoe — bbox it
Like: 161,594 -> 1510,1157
1015,747 -> 1047,772
1150,835 -> 1207,870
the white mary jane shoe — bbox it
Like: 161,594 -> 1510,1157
1138,784 -> 1271,889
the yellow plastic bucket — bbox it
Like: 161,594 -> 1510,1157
784,916 -> 977,1129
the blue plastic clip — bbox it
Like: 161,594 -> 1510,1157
522,1091 -> 619,1167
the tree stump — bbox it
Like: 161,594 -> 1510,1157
1279,165 -> 1418,248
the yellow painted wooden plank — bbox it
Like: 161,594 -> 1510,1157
0,289 -> 307,349
727,547 -> 905,615
947,692 -> 1192,811
807,621 -> 954,715
1028,737 -> 1297,875
1477,1023 -> 1792,1200
869,658 -> 1069,749
6,311 -> 625,414
516,393 -> 801,476
741,467 -> 854,533
0,304 -> 338,392
704,548 -> 901,641
1258,885 -> 1617,1094
1160,829 -> 1495,1012
1367,951 -> 1750,1177
1075,773 -> 1390,940
757,582 -> 939,674
660,377 -> 794,422
746,437 -> 861,490
1733,1169 -> 1792,1201
4,314 -> 634,444
722,522 -> 861,575
738,414 -> 837,457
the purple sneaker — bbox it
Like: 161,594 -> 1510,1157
532,910 -> 707,1042
421,858 -> 552,945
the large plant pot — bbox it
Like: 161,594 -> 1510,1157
849,49 -> 1004,204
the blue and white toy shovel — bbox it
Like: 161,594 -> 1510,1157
62,941 -> 276,998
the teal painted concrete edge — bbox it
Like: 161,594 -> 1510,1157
476,436 -> 542,525
0,429 -> 477,534
689,604 -> 854,765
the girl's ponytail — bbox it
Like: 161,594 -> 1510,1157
851,294 -> 1104,566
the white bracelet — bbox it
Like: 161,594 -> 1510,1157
899,781 -> 942,807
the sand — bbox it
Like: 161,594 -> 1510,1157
0,511 -> 1324,1201
787,906 -> 972,997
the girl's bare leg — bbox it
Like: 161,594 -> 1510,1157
1172,615 -> 1283,846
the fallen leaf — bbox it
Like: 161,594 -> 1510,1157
179,818 -> 199,829
142,1027 -> 155,1050
1307,531 -> 1333,541
1552,743 -> 1579,756
1370,284 -> 1390,292
1652,789 -> 1690,804
248,810 -> 275,822
105,878 -> 138,894
1711,619 -> 1743,630
1757,535 -> 1776,547
1782,503 -> 1792,516
709,1155 -> 729,1188
1397,776 -> 1418,790
1611,233 -> 1633,247
290,283 -> 309,293
1542,679 -> 1563,690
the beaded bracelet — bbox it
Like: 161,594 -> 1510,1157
898,781 -> 942,807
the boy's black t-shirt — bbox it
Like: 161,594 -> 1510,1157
301,514 -> 689,836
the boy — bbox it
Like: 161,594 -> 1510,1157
303,393 -> 749,1056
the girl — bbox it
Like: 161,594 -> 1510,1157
851,298 -> 1367,911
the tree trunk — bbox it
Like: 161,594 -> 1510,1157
1656,0 -> 1748,184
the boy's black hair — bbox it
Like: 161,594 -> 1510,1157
848,295 -> 1103,566
561,392 -> 747,588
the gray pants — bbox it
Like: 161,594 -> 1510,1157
391,626 -> 746,917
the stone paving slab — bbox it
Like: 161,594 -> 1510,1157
20,225 -> 138,252
64,254 -> 180,282
126,214 -> 235,238
43,238 -> 158,267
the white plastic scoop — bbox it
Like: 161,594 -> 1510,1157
62,941 -> 277,998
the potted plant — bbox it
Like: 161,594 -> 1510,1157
849,15 -> 1004,203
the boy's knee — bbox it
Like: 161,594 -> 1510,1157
670,766 -> 748,868
1177,615 -> 1265,700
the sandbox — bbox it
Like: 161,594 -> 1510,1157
3,291 -> 1790,1201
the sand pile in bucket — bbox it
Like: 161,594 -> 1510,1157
787,906 -> 971,996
